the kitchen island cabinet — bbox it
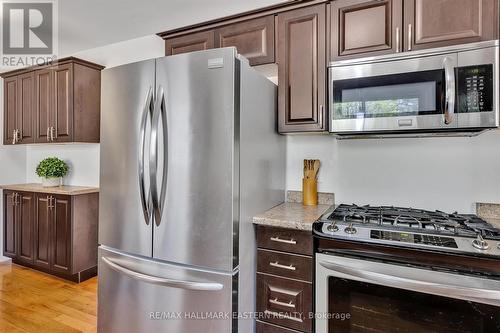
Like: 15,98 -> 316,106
2,184 -> 99,282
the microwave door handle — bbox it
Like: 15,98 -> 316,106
139,87 -> 154,225
443,57 -> 456,125
319,260 -> 500,307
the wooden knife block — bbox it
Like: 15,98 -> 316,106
302,178 -> 318,206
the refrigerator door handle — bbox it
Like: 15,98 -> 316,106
139,87 -> 154,225
150,85 -> 168,226
102,256 -> 224,291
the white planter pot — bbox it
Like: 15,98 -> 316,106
42,177 -> 61,187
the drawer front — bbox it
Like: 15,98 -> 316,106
256,226 -> 313,255
257,273 -> 312,333
256,320 -> 302,333
257,249 -> 312,282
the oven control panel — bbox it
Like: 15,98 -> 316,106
318,222 -> 500,256
457,64 -> 493,113
370,230 -> 458,248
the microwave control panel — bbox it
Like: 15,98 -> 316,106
457,64 -> 493,113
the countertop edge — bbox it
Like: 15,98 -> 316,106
0,184 -> 100,196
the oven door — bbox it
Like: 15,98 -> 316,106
315,253 -> 500,333
330,53 -> 458,133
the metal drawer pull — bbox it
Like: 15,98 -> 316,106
269,298 -> 296,309
270,261 -> 296,271
270,236 -> 296,245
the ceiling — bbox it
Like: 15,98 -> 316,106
58,0 -> 289,55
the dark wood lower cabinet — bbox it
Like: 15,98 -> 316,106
256,225 -> 313,333
4,190 -> 98,282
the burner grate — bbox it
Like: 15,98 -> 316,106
327,204 -> 500,239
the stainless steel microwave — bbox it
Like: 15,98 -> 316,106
329,40 -> 499,137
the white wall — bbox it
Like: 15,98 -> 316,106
286,130 -> 500,213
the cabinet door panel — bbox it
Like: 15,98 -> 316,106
3,76 -> 18,145
17,192 -> 34,264
52,195 -> 71,274
404,0 -> 498,51
34,69 -> 52,143
165,30 -> 215,56
17,72 -> 35,143
215,16 -> 275,65
277,4 -> 327,133
3,191 -> 17,258
34,194 -> 51,269
52,64 -> 73,142
331,0 -> 403,60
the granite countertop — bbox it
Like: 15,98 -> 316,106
253,202 -> 330,231
252,191 -> 333,231
477,203 -> 500,228
0,183 -> 99,196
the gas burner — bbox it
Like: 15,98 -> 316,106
326,204 -> 500,240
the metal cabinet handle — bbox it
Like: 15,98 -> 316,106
408,24 -> 412,51
269,298 -> 296,309
102,257 -> 223,291
443,56 -> 456,125
270,261 -> 296,271
47,196 -> 54,209
270,236 -> 296,245
396,27 -> 400,53
50,126 -> 55,141
12,130 -> 17,144
138,87 -> 154,226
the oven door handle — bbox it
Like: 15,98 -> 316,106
319,260 -> 500,306
443,56 -> 456,125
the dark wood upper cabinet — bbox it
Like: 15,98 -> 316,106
404,0 -> 499,51
34,194 -> 51,269
51,195 -> 72,274
331,0 -> 403,60
2,57 -> 103,145
34,68 -> 52,143
17,72 -> 35,144
3,191 -> 17,258
214,16 -> 275,65
17,192 -> 34,264
52,64 -> 73,143
3,77 -> 17,145
165,30 -> 215,56
277,4 -> 327,133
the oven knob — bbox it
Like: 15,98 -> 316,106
344,223 -> 357,234
327,222 -> 339,232
472,234 -> 489,250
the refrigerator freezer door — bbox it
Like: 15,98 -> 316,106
99,60 -> 155,257
98,247 -> 234,333
153,48 -> 239,272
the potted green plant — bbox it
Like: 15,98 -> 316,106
36,157 -> 69,187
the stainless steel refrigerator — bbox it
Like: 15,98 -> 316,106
98,48 -> 285,333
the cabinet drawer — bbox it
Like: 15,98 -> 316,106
257,320 -> 303,333
257,273 -> 312,333
257,226 -> 312,255
257,249 -> 312,282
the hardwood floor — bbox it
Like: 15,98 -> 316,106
0,263 -> 97,333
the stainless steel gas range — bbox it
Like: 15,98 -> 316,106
313,204 -> 500,333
